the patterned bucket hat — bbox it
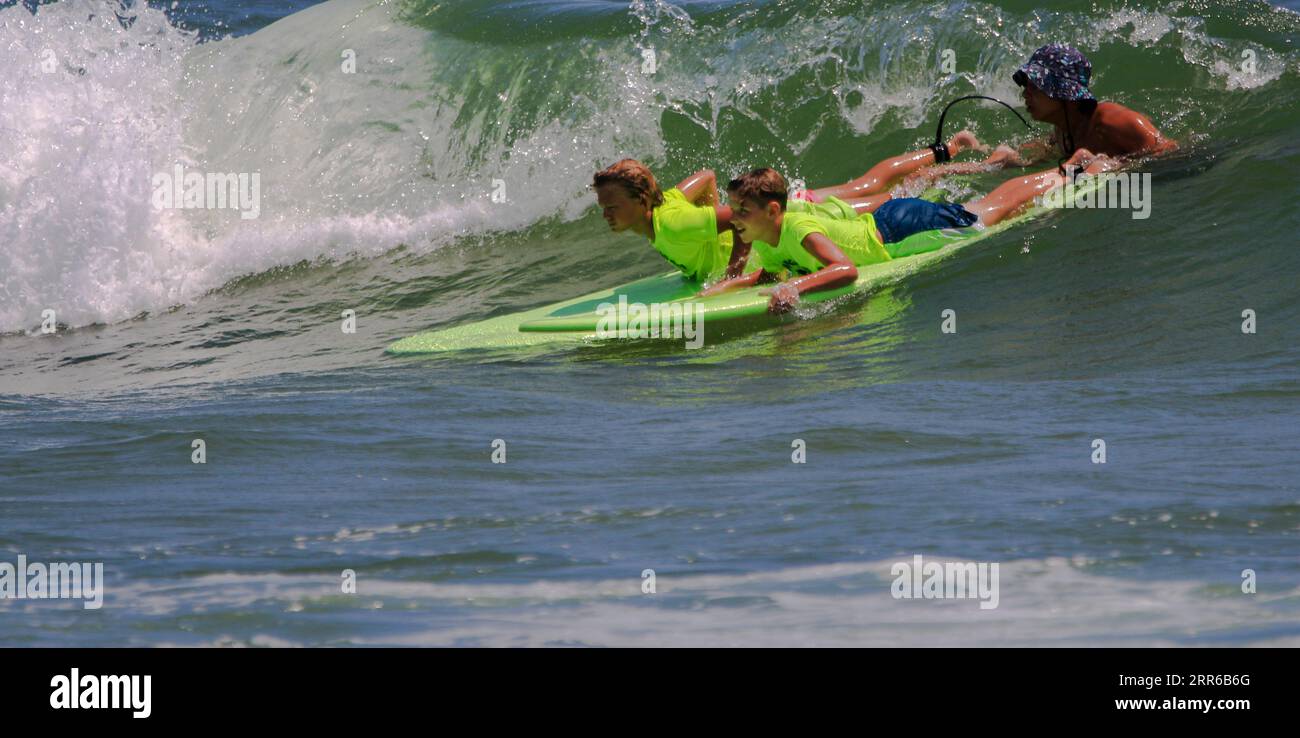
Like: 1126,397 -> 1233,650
1013,44 -> 1096,102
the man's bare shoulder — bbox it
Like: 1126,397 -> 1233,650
1096,101 -> 1145,123
1094,101 -> 1170,155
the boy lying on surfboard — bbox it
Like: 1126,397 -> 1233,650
591,130 -> 986,285
699,167 -> 981,314
705,151 -> 1115,315
592,160 -> 752,283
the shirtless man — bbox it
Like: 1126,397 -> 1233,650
909,44 -> 1175,176
1001,43 -> 1175,164
907,43 -> 1176,224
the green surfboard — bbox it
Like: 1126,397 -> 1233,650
514,226 -> 974,335
386,272 -> 697,354
386,179 -> 1102,355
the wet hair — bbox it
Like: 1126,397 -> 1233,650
1078,98 -> 1098,116
592,159 -> 664,208
726,167 -> 788,211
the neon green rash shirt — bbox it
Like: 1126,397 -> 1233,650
751,210 -> 892,278
650,188 -> 735,282
786,194 -> 860,220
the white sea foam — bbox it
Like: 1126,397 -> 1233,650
87,557 -> 1300,646
0,0 -> 661,332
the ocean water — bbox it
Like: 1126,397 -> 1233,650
1,0 -> 1298,646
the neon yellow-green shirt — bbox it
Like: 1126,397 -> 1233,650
651,188 -> 733,282
786,195 -> 859,220
752,210 -> 891,278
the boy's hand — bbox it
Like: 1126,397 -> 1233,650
697,277 -> 739,297
763,283 -> 801,314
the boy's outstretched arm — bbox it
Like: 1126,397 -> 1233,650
723,239 -> 752,279
765,233 -> 857,314
697,267 -> 770,297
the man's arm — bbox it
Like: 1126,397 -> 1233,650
900,137 -> 1055,191
954,138 -> 1057,170
765,233 -> 858,314
902,160 -> 1004,191
1019,137 -> 1060,165
989,137 -> 1057,168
